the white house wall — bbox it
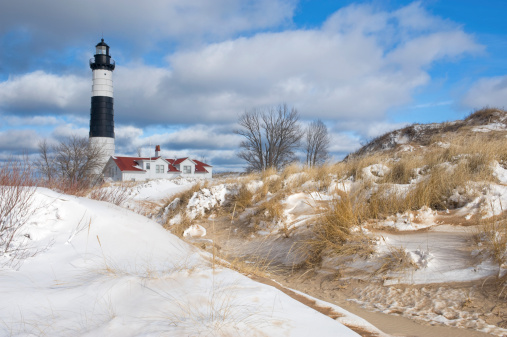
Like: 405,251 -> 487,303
103,157 -> 212,182
138,158 -> 177,180
103,159 -> 122,181
176,159 -> 195,177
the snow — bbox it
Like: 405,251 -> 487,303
246,180 -> 263,193
187,184 -> 235,219
472,123 -> 506,132
492,160 -> 507,183
0,188 -> 361,336
362,164 -> 390,181
398,144 -> 414,152
380,206 -> 437,231
376,231 -> 498,285
329,179 -> 354,193
288,288 -> 391,337
130,178 -> 196,202
183,224 -> 207,237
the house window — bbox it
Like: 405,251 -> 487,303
146,163 -> 150,170
156,165 -> 164,173
183,165 -> 191,174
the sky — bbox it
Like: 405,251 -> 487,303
0,0 -> 506,171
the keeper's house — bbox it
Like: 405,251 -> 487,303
103,145 -> 212,181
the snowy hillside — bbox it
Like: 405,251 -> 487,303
155,108 -> 507,336
352,107 -> 507,156
0,187 -> 383,336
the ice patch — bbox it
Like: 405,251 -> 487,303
246,180 -> 263,193
183,224 -> 206,238
492,160 -> 507,184
362,164 -> 390,181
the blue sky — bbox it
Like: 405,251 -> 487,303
0,0 -> 506,171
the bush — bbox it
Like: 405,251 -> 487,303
306,190 -> 374,263
0,158 -> 37,269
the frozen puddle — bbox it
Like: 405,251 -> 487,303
350,229 -> 507,336
377,230 -> 498,285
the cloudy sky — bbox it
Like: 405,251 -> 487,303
1,0 -> 506,171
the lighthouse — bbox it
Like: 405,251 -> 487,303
89,38 -> 115,173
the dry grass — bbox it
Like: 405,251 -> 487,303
217,254 -> 277,278
227,185 -> 253,214
305,164 -> 334,191
373,246 -> 419,276
256,195 -> 284,220
380,157 -> 420,184
305,191 -> 375,264
475,212 -> 507,274
260,171 -> 282,196
88,182 -> 134,206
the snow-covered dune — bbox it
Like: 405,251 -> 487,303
0,188 -> 363,336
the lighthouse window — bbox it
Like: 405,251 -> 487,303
183,166 -> 191,174
146,163 -> 150,170
96,46 -> 107,55
156,165 -> 164,173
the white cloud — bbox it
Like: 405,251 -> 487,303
0,129 -> 40,152
0,3 -> 482,131
0,71 -> 88,113
0,2 -> 486,168
462,75 -> 507,109
0,0 -> 296,48
327,132 -> 362,155
51,124 -> 88,139
2,115 -> 61,127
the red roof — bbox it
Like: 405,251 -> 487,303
193,159 -> 212,173
112,156 -> 179,172
112,156 -> 211,173
193,159 -> 212,167
113,156 -> 145,172
171,157 -> 188,165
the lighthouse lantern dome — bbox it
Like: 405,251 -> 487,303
95,39 -> 109,56
90,38 -> 115,71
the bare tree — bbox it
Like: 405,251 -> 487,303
36,139 -> 54,183
305,120 -> 331,167
235,104 -> 303,171
36,135 -> 105,188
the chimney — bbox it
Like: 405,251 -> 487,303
155,145 -> 161,157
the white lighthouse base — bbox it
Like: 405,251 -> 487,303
89,137 -> 115,176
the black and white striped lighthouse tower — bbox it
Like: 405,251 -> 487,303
89,38 -> 115,171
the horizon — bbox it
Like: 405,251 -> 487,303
1,0 -> 506,171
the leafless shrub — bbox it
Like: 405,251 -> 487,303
0,158 -> 38,269
36,135 -> 106,194
88,182 -> 134,206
